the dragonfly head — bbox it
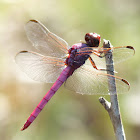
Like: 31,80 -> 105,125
85,33 -> 101,47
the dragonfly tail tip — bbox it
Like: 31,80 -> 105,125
20,120 -> 32,131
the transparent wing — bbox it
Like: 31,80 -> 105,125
65,65 -> 129,95
110,46 -> 135,64
25,20 -> 69,58
15,51 -> 65,83
77,45 -> 135,68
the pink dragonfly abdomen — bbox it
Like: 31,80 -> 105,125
21,66 -> 74,131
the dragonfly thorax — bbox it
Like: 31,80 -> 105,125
65,43 -> 91,69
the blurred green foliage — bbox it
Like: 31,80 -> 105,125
0,0 -> 140,140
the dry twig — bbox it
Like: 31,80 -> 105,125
99,39 -> 126,140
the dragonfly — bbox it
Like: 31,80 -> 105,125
15,19 -> 135,131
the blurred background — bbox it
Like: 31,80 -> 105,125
0,0 -> 140,140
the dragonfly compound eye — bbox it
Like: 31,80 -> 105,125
85,33 -> 101,47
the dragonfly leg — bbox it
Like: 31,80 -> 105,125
92,51 -> 106,58
89,56 -> 113,72
89,56 -> 105,71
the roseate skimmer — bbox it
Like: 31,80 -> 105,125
15,20 -> 135,131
